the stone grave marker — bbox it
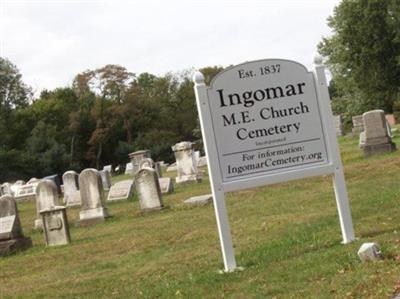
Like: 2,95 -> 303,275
129,150 -> 151,174
78,168 -> 110,226
62,171 -> 81,207
103,164 -> 113,174
333,115 -> 344,136
107,179 -> 133,201
0,183 -> 13,196
135,168 -> 164,212
14,180 -> 39,202
99,170 -> 112,191
352,115 -> 364,134
172,141 -> 202,184
43,174 -> 62,194
158,177 -> 174,194
40,206 -> 71,246
124,162 -> 133,175
184,194 -> 212,206
35,180 -> 60,230
0,195 -> 32,255
359,110 -> 396,156
197,156 -> 208,167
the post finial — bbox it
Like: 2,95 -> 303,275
193,71 -> 205,85
313,54 -> 323,66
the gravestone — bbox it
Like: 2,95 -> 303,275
78,168 -> 109,226
0,183 -> 13,196
129,150 -> 151,174
172,141 -> 202,184
62,171 -> 81,207
135,168 -> 164,211
359,110 -> 396,156
107,179 -> 133,201
14,180 -> 39,202
352,115 -> 364,134
184,194 -> 213,206
333,115 -> 344,136
0,195 -> 32,255
158,177 -> 174,194
99,170 -> 112,191
43,174 -> 62,194
124,162 -> 133,175
103,165 -> 113,174
40,206 -> 71,246
35,180 -> 60,230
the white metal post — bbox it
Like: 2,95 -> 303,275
193,71 -> 237,271
314,55 -> 356,244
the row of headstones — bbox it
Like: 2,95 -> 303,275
334,110 -> 396,156
126,142 -> 207,184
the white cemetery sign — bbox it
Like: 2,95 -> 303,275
193,57 -> 355,272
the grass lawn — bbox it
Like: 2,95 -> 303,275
2,132 -> 400,298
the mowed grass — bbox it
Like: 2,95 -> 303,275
2,133 -> 400,298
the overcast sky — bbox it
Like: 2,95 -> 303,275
1,0 -> 341,96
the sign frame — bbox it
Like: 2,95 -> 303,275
193,56 -> 355,272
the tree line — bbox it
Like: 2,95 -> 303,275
2,0 -> 399,181
0,57 -> 222,181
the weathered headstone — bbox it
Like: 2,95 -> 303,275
172,141 -> 202,184
129,150 -> 151,174
0,195 -> 32,255
0,183 -> 13,196
107,179 -> 133,201
158,177 -> 173,194
193,151 -> 200,165
35,180 -> 60,229
62,171 -> 81,207
352,115 -> 364,134
135,168 -> 164,211
43,174 -> 62,194
333,115 -> 344,136
99,170 -> 112,191
40,206 -> 71,246
124,162 -> 133,175
359,110 -> 396,156
14,181 -> 39,202
184,194 -> 213,206
78,168 -> 109,226
103,164 -> 113,174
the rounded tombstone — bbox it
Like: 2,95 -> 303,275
0,195 -> 18,218
78,168 -> 105,210
35,180 -> 60,214
135,167 -> 163,211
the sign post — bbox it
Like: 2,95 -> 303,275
193,57 -> 355,272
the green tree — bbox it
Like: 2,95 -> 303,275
318,0 -> 400,114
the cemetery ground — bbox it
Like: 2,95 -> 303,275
2,135 -> 400,298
